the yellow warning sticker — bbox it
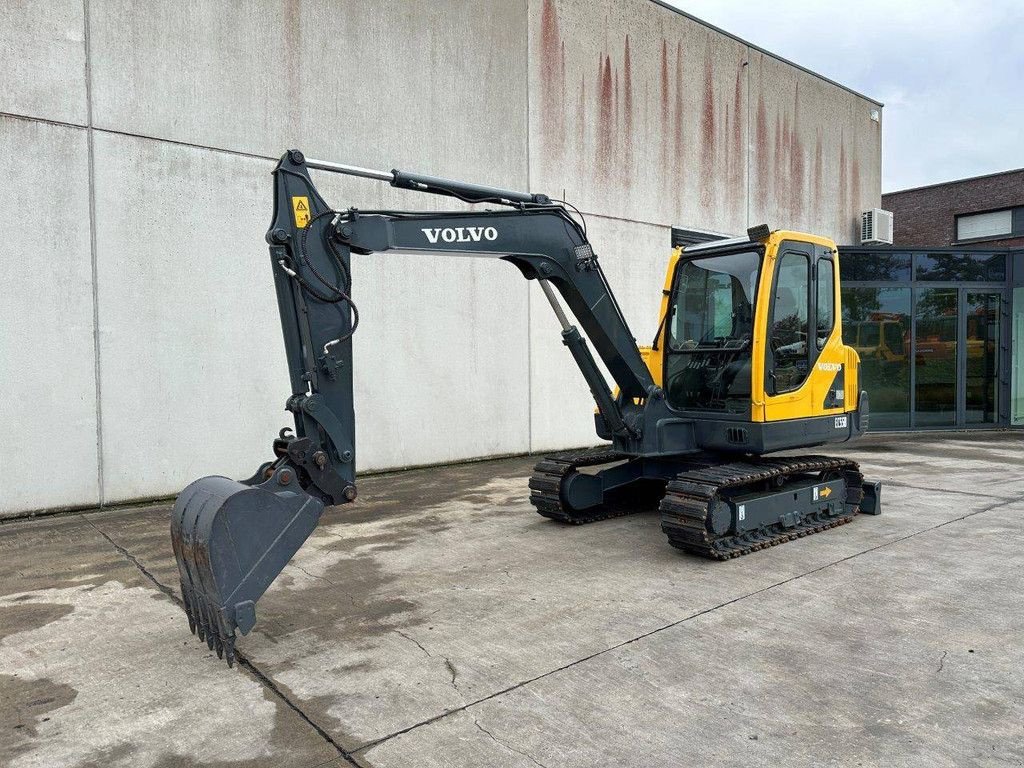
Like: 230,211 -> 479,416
291,196 -> 311,228
820,486 -> 833,499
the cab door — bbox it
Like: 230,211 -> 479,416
761,239 -> 848,422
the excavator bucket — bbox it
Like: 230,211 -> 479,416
170,475 -> 325,666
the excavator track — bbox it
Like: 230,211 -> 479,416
659,454 -> 864,560
529,446 -> 635,524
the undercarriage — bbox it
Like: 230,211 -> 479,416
530,448 -> 878,558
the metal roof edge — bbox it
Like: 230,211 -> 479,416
883,167 -> 1024,196
648,0 -> 884,108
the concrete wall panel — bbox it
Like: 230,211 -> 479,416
0,117 -> 98,515
92,135 -> 530,502
351,254 -> 530,471
530,214 -> 669,452
746,49 -> 882,244
87,0 -> 529,188
0,1 -> 87,124
92,137 -> 282,502
529,0 -> 749,234
296,175 -> 533,470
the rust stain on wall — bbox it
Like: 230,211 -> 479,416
730,59 -> 745,224
755,87 -> 770,208
597,54 -> 614,180
623,35 -> 633,173
528,0 -> 873,239
774,112 -> 785,196
813,129 -> 823,224
660,38 -> 670,196
699,42 -> 715,210
789,84 -> 804,220
576,73 -> 586,160
539,0 -> 565,163
838,131 -> 849,221
851,150 -> 862,216
673,41 -> 685,198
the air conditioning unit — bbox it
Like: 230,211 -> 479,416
861,208 -> 894,244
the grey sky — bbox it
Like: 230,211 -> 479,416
666,0 -> 1024,192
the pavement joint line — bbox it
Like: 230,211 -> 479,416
350,495 -> 1019,755
79,515 -> 363,768
876,481 -> 1016,502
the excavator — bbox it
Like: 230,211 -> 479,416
171,149 -> 881,666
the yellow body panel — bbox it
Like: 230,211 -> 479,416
648,233 -> 860,424
642,246 -> 682,389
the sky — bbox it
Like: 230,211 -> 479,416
666,0 -> 1024,192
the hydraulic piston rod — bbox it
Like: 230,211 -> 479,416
301,152 -> 550,206
538,279 -> 630,438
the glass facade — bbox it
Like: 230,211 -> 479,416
841,287 -> 911,428
839,247 -> 1022,431
914,288 -> 957,427
965,292 -> 1000,424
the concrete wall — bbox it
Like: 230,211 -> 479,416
0,0 -> 881,516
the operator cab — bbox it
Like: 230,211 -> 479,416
660,229 -> 861,439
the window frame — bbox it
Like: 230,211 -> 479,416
954,206 -> 1022,245
816,255 -> 836,351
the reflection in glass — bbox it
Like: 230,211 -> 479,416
840,252 -> 912,282
916,253 -> 1006,282
965,293 -> 1000,424
769,253 -> 811,393
915,288 -> 958,426
841,288 -> 911,428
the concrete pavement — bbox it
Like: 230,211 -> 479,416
2,432 -> 1022,767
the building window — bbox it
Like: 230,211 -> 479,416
839,252 -> 911,282
956,209 -> 1012,241
841,287 -> 911,429
916,253 -> 1006,282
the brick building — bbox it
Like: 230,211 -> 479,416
836,167 -> 1024,432
882,168 -> 1024,248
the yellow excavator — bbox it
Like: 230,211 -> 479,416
171,150 -> 881,665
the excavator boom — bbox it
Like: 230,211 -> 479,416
172,150 -> 659,663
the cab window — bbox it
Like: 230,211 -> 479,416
768,252 -> 810,393
816,258 -> 835,350
665,250 -> 761,413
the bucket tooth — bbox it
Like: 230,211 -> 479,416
181,585 -> 197,635
204,601 -> 216,650
170,474 -> 325,666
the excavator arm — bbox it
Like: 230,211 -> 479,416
171,150 -> 658,664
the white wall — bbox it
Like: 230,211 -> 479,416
0,0 -> 881,516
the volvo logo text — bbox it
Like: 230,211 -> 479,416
421,226 -> 498,244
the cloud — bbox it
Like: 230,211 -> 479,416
663,0 -> 1024,191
